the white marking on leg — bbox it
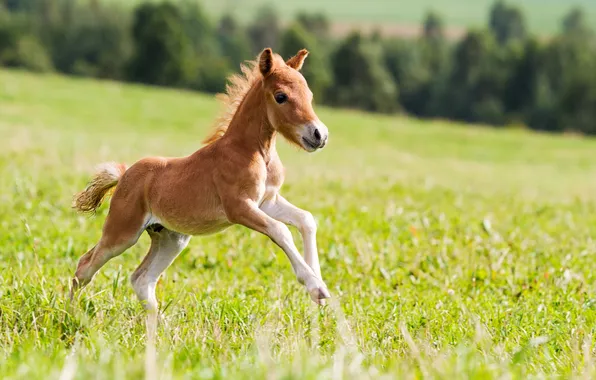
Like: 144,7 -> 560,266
131,229 -> 190,310
261,194 -> 322,278
260,217 -> 329,303
225,200 -> 330,304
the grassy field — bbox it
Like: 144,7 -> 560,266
200,0 -> 596,36
103,0 -> 596,36
2,68 -> 596,379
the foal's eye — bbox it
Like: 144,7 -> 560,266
274,93 -> 288,104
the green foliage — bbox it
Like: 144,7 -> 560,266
382,14 -> 450,117
296,12 -> 330,40
178,0 -> 217,56
0,0 -> 596,133
280,22 -> 331,102
382,39 -> 431,116
489,1 -> 527,45
538,32 -> 596,133
0,11 -> 24,64
216,14 -> 251,66
191,55 -> 230,94
2,0 -> 39,13
562,7 -> 593,38
329,32 -> 398,113
0,11 -> 52,72
128,2 -> 194,87
247,5 -> 281,55
13,33 -> 52,71
176,0 -> 230,93
502,38 -> 540,116
423,11 -> 444,42
446,29 -> 511,124
48,2 -> 131,79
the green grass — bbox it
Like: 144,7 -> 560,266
201,0 -> 596,35
2,68 -> 596,379
103,0 -> 596,36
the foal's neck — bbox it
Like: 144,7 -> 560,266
223,80 -> 277,161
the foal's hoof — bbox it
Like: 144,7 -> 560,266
309,287 -> 331,306
69,278 -> 81,302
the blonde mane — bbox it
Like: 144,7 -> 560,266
202,59 -> 262,145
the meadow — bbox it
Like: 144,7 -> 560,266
2,68 -> 596,379
128,0 -> 596,35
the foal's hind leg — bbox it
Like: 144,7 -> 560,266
71,200 -> 148,295
130,226 -> 190,311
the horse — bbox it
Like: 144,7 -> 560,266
70,48 -> 331,311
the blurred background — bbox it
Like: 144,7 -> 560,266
1,0 -> 595,134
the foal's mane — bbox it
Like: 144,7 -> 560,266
202,59 -> 262,145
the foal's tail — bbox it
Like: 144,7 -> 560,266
72,162 -> 128,213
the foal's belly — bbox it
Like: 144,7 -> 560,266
151,189 -> 232,236
155,211 -> 232,236
175,219 -> 232,236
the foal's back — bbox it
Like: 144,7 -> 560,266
112,142 -> 234,236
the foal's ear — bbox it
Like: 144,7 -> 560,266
259,48 -> 275,76
286,49 -> 309,71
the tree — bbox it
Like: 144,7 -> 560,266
3,0 -> 40,13
534,30 -> 596,133
247,5 -> 281,55
420,11 -> 449,79
217,14 -> 251,66
423,11 -> 444,42
296,12 -> 329,41
48,3 -> 131,79
280,22 -> 331,102
178,0 -> 217,56
446,29 -> 510,124
503,38 -> 541,116
329,32 -> 398,113
562,7 -> 593,38
489,1 -> 527,45
0,11 -> 24,64
381,12 -> 449,117
176,0 -> 229,93
382,39 -> 431,116
0,10 -> 53,72
128,2 -> 194,87
192,55 -> 230,94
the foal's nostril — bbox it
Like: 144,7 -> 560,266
314,128 -> 321,142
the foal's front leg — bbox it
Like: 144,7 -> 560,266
260,194 -> 322,279
224,199 -> 330,304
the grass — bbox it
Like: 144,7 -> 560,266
103,0 -> 596,36
200,0 -> 596,36
2,68 -> 596,379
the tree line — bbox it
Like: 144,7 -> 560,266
1,0 -> 596,134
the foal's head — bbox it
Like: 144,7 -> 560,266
259,48 -> 329,152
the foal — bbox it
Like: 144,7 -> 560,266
71,48 -> 331,310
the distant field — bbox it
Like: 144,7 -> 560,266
102,0 -> 596,37
3,69 -> 596,379
200,0 -> 596,36
203,0 -> 596,33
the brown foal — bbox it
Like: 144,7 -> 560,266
70,48 -> 331,311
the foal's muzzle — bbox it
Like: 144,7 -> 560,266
301,120 -> 329,152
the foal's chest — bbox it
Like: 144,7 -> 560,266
257,158 -> 284,205
256,182 -> 280,206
